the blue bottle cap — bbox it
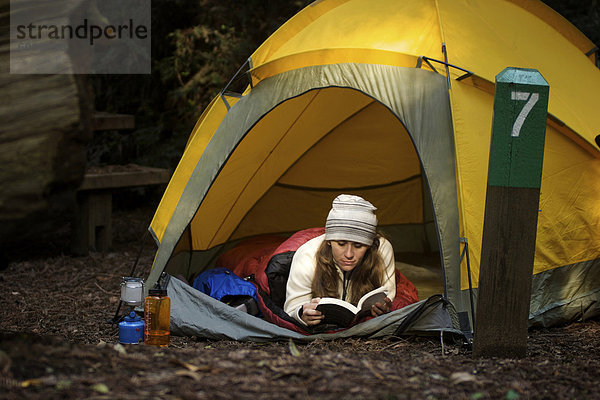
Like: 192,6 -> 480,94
124,311 -> 142,322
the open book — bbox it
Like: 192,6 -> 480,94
316,287 -> 388,327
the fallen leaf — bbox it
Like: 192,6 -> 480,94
21,379 -> 41,388
450,372 -> 478,385
430,373 -> 446,381
91,383 -> 110,393
170,359 -> 211,372
505,389 -> 520,400
288,339 -> 301,356
21,376 -> 57,387
175,369 -> 201,381
112,343 -> 127,355
257,360 -> 270,367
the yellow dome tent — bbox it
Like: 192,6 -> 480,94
146,0 -> 600,339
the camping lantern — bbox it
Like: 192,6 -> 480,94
120,277 -> 145,306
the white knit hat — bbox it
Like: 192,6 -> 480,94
325,194 -> 378,246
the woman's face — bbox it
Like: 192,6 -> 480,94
329,240 -> 369,272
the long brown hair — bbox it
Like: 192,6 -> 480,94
311,235 -> 386,305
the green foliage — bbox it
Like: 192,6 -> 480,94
155,0 -> 314,126
156,23 -> 246,123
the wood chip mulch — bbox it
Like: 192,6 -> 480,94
1,206 -> 599,399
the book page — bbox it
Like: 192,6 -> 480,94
316,287 -> 388,327
356,287 -> 388,311
316,302 -> 357,327
316,297 -> 359,314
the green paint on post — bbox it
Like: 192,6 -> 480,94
487,68 -> 549,188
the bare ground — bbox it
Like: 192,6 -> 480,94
1,205 -> 599,399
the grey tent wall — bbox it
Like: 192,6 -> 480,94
147,64 -> 461,328
167,275 -> 459,341
457,257 -> 600,329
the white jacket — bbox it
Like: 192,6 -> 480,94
284,234 -> 396,325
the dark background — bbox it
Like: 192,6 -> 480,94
88,0 -> 600,173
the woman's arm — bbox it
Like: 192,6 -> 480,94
364,238 -> 397,318
284,235 -> 324,325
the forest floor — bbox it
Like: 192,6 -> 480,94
1,204 -> 599,400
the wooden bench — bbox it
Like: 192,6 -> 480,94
73,164 -> 170,255
73,112 -> 172,255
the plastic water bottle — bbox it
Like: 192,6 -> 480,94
118,311 -> 144,344
144,288 -> 170,347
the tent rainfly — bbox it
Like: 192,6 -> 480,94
144,0 -> 600,341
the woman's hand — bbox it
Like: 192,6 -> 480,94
370,297 -> 393,317
301,298 -> 324,326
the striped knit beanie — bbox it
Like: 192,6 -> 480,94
325,194 -> 378,246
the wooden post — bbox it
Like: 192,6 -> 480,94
73,191 -> 113,255
473,68 -> 549,358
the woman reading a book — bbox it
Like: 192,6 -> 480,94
284,194 -> 400,327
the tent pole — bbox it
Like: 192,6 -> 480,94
441,43 -> 451,89
460,237 -> 476,331
585,46 -> 599,68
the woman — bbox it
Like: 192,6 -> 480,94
284,194 -> 396,326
